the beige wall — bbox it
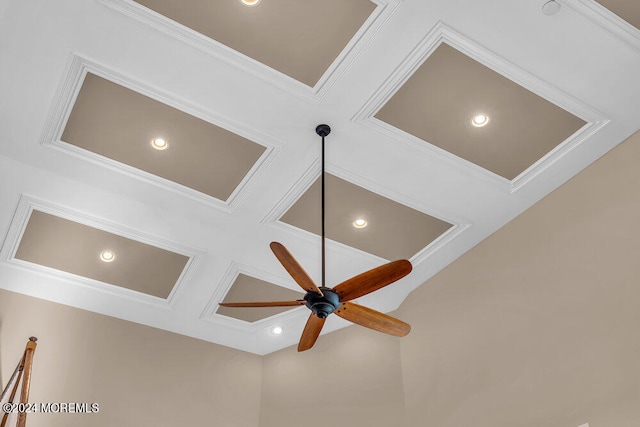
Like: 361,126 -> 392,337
398,130 -> 640,427
0,290 -> 262,427
260,326 -> 407,427
2,131 -> 639,426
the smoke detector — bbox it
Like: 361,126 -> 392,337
542,1 -> 561,15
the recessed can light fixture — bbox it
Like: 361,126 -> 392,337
240,0 -> 261,6
471,114 -> 490,127
150,137 -> 169,150
100,250 -> 116,263
353,218 -> 368,229
270,325 -> 283,335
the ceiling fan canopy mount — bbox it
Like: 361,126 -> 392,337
304,287 -> 340,319
315,124 -> 331,137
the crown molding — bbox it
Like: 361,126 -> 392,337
261,154 -> 470,273
40,53 -> 283,213
561,0 -> 640,52
200,260 -> 306,332
260,158 -> 320,224
0,194 -> 204,309
352,21 -> 610,192
96,0 -> 405,103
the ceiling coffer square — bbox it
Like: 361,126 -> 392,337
15,210 -> 189,299
280,173 -> 452,261
216,274 -> 304,323
62,73 -> 266,201
133,0 -> 376,86
375,43 -> 586,180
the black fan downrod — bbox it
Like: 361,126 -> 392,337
306,124 -> 337,319
315,124 -> 330,290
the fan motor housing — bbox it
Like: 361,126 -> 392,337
305,287 -> 340,318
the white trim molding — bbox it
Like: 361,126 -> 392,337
261,158 -> 471,270
0,194 -> 204,310
562,0 -> 640,51
200,261 -> 306,332
96,0 -> 405,103
352,21 -> 610,193
40,53 -> 283,213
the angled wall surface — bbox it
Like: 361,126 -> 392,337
396,130 -> 640,427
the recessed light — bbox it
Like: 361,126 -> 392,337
240,0 -> 261,6
353,218 -> 368,229
270,326 -> 283,335
150,137 -> 169,150
100,250 -> 116,263
471,114 -> 490,127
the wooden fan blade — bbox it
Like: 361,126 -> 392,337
332,260 -> 412,302
218,300 -> 305,308
334,302 -> 410,337
270,242 -> 323,296
298,313 -> 326,352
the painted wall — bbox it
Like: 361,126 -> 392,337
0,290 -> 262,427
398,130 -> 640,426
260,325 -> 407,427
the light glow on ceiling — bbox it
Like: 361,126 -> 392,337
100,250 -> 116,263
353,218 -> 368,228
150,137 -> 169,150
240,0 -> 261,6
471,114 -> 490,127
270,325 -> 283,335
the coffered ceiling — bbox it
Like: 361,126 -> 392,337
134,0 -> 376,87
62,72 -> 267,200
0,0 -> 639,355
16,210 -> 190,299
375,43 -> 586,180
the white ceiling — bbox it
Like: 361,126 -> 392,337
0,0 -> 639,355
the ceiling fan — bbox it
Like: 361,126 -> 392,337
219,125 -> 412,351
